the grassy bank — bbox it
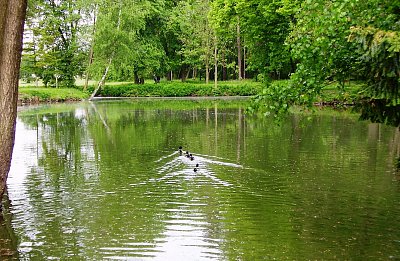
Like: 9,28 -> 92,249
18,80 -> 263,104
18,79 -> 363,105
317,81 -> 364,105
94,80 -> 263,97
18,87 -> 89,105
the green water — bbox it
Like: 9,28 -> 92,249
4,99 -> 400,260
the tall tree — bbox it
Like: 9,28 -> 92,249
288,0 -> 359,95
24,0 -> 86,88
90,0 -> 123,99
0,0 -> 27,203
83,2 -> 99,91
210,0 -> 241,80
348,0 -> 400,103
210,0 -> 294,80
88,0 -> 166,89
164,0 -> 214,82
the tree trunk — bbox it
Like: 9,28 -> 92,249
84,7 -> 97,91
185,67 -> 190,81
89,57 -> 111,100
214,36 -> 218,89
180,64 -> 188,82
205,60 -> 209,84
222,48 -> 227,81
84,46 -> 94,91
243,44 -> 246,80
237,17 -> 242,80
134,70 -> 140,84
0,0 -> 27,203
166,70 -> 173,81
193,67 -> 197,80
205,36 -> 210,84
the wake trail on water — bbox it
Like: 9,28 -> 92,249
128,150 -> 274,200
133,151 -> 247,187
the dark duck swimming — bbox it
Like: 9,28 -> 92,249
194,163 -> 199,172
179,147 -> 195,160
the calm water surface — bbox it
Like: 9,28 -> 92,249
4,99 -> 400,260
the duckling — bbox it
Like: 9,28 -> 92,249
178,146 -> 183,155
185,151 -> 190,158
190,154 -> 194,161
194,163 -> 199,172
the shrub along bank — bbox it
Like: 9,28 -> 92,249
18,80 -> 361,106
95,81 -> 263,97
18,80 -> 263,104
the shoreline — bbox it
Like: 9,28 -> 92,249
89,95 -> 252,101
17,95 -> 254,106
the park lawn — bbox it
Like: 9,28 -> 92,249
317,81 -> 364,104
18,87 -> 89,104
17,79 -> 364,105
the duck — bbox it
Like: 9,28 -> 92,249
194,163 -> 199,172
190,154 -> 194,161
178,146 -> 183,155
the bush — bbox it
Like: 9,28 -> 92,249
97,81 -> 262,97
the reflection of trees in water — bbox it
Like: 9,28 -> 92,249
355,99 -> 400,170
0,191 -> 19,259
12,101 -> 400,259
356,99 -> 400,127
13,101 -> 249,259
242,112 -> 400,259
15,111 -> 93,258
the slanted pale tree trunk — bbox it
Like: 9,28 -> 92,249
0,0 -> 27,203
90,1 -> 122,100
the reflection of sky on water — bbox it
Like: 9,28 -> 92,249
8,119 -> 42,252
153,212 -> 223,261
9,119 -> 38,184
8,111 -> 99,256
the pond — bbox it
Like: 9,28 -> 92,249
4,98 -> 400,260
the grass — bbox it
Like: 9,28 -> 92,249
317,81 -> 365,104
17,77 -> 365,105
18,87 -> 89,104
18,79 -> 263,104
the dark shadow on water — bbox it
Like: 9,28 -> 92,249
354,99 -> 400,172
0,189 -> 19,260
354,99 -> 400,127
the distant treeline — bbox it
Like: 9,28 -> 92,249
21,0 -> 399,116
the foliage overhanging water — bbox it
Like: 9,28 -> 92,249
4,99 -> 400,260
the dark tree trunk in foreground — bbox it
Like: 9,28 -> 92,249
0,0 -> 27,203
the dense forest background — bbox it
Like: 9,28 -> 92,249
20,0 -> 400,111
